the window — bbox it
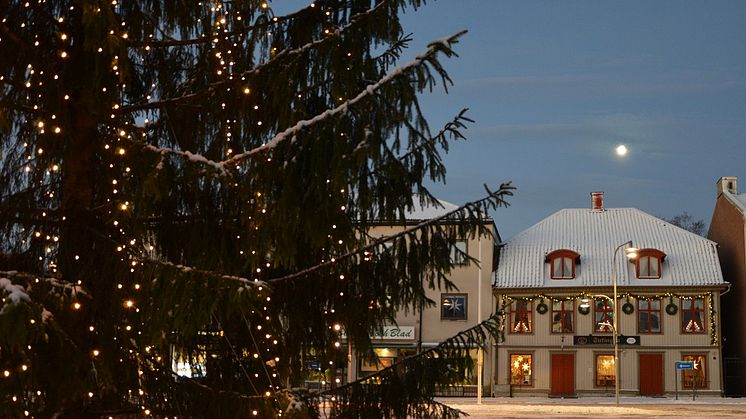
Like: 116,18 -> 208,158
595,354 -> 616,387
509,300 -> 533,333
594,299 -> 614,333
509,354 -> 533,386
682,298 -> 706,333
638,298 -> 662,333
633,248 -> 666,279
682,354 -> 707,388
441,294 -> 467,320
546,249 -> 579,279
450,240 -> 468,265
552,300 -> 574,333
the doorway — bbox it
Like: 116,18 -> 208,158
551,353 -> 575,396
639,353 -> 664,396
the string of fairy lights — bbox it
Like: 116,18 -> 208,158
499,291 -> 719,345
0,0 -> 413,415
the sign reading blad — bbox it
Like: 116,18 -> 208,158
573,335 -> 641,346
373,326 -> 415,340
340,326 -> 415,341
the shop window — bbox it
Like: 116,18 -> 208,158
595,354 -> 616,387
633,248 -> 666,279
594,299 -> 614,333
682,298 -> 706,333
509,354 -> 533,386
682,354 -> 707,388
551,300 -> 574,333
441,294 -> 467,320
450,240 -> 468,265
509,300 -> 532,333
638,298 -> 662,333
546,249 -> 580,279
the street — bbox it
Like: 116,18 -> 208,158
440,396 -> 746,418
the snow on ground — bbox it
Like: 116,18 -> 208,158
440,396 -> 746,418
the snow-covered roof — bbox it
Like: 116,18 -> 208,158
723,190 -> 746,216
494,208 -> 726,289
404,198 -> 460,220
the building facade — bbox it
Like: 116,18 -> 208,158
348,199 -> 498,395
493,193 -> 728,398
708,176 -> 746,395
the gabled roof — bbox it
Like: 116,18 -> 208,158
404,198 -> 460,220
723,190 -> 746,217
494,208 -> 725,289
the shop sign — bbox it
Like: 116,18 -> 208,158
340,325 -> 415,341
373,326 -> 415,340
573,334 -> 640,346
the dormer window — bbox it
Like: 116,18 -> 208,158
633,248 -> 666,279
546,249 -> 580,279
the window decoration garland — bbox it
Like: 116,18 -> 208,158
499,291 -> 718,345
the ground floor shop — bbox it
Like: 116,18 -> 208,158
495,346 -> 722,397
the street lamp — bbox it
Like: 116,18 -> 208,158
579,240 -> 637,407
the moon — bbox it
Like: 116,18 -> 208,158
615,144 -> 628,157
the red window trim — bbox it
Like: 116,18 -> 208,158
546,249 -> 580,280
551,300 -> 575,334
632,248 -> 666,279
509,300 -> 533,334
594,299 -> 614,333
681,297 -> 707,334
637,298 -> 662,334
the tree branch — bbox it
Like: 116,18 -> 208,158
267,182 -> 513,284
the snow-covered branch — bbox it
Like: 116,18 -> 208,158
129,29 -> 465,178
267,182 -> 513,284
137,259 -> 267,289
0,275 -> 30,312
218,30 -> 467,170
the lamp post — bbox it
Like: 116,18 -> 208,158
580,240 -> 637,407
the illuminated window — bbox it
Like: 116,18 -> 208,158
682,298 -> 706,333
509,354 -> 533,386
546,249 -> 579,279
551,300 -> 574,333
171,345 -> 207,378
450,240 -> 468,265
682,354 -> 707,388
594,299 -> 614,333
441,294 -> 467,320
595,354 -> 616,387
633,249 -> 666,279
509,300 -> 533,333
638,298 -> 661,333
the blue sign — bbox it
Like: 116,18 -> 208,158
308,361 -> 321,370
675,361 -> 694,370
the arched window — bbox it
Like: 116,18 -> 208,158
633,248 -> 666,279
546,249 -> 580,279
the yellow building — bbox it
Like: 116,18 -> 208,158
350,198 -> 498,396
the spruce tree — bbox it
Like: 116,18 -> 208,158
0,0 -> 512,417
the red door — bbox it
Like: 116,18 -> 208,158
639,353 -> 664,395
551,353 -> 575,396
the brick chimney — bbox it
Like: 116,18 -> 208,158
591,191 -> 604,211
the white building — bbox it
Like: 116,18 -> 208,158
493,193 -> 728,397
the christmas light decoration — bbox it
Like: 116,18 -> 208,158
0,1 -> 514,417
